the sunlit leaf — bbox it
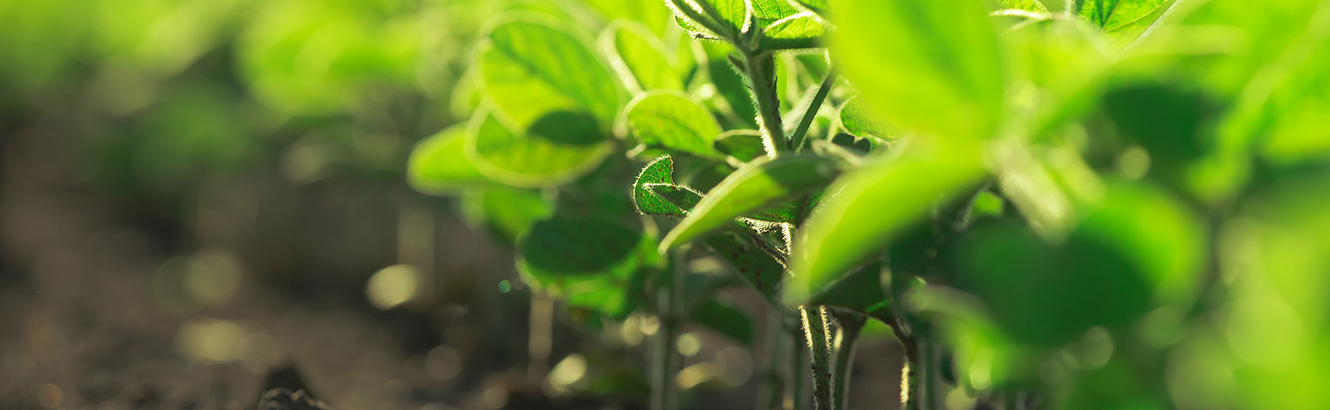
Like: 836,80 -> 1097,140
1078,0 -> 1178,47
839,97 -> 900,140
759,12 -> 831,51
661,155 -> 841,252
715,129 -> 768,162
478,16 -> 619,135
623,91 -> 727,159
831,0 -> 1004,140
602,22 -> 683,93
633,155 -> 706,217
997,0 -> 1048,13
787,138 -> 986,304
408,125 -> 491,194
466,108 -> 612,187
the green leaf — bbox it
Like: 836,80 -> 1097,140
666,0 -> 750,42
602,21 -> 683,94
701,42 -> 760,128
715,129 -> 768,162
661,155 -> 841,252
460,187 -> 556,244
997,0 -> 1048,13
805,259 -> 892,322
831,0 -> 1004,140
751,0 -> 801,20
759,12 -> 831,51
519,215 -> 657,316
466,108 -> 612,187
1080,0 -> 1178,47
622,91 -> 727,159
702,232 -> 785,302
787,138 -> 987,304
478,16 -> 620,134
633,155 -> 705,217
408,125 -> 491,194
793,0 -> 829,13
839,97 -> 900,140
692,299 -> 755,345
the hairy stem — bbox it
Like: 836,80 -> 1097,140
831,311 -> 866,410
744,51 -> 785,158
802,306 -> 834,410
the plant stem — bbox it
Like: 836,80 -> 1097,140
830,311 -> 865,410
792,328 -> 809,410
758,309 -> 788,410
743,50 -> 785,158
650,255 -> 685,410
801,306 -> 834,410
788,69 -> 837,152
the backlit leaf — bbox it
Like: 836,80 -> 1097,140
409,125 -> 492,194
715,129 -> 768,162
478,16 -> 619,135
787,138 -> 987,304
661,155 -> 841,251
692,299 -> 755,345
623,91 -> 727,159
831,0 -> 1004,140
466,108 -> 612,187
759,12 -> 831,51
519,215 -> 657,316
602,22 -> 682,93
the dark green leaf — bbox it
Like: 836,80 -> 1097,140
519,215 -> 657,316
702,232 -> 785,303
805,259 -> 892,323
661,155 -> 841,251
692,299 -> 755,345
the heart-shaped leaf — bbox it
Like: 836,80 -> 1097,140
633,155 -> 706,217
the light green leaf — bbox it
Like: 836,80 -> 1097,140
602,21 -> 683,94
1079,0 -> 1178,47
759,12 -> 831,50
997,0 -> 1048,13
839,97 -> 900,140
623,91 -> 727,159
478,16 -> 620,134
793,0 -> 829,13
692,299 -> 755,345
466,108 -> 612,187
519,215 -> 656,316
660,155 -> 841,252
787,138 -> 987,304
715,129 -> 768,162
408,125 -> 491,195
668,0 -> 751,41
751,0 -> 801,20
832,0 -> 1004,140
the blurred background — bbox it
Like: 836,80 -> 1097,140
0,0 -> 904,408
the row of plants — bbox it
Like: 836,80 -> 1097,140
410,0 -> 1330,409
